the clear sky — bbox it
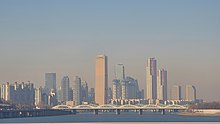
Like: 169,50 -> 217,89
0,0 -> 220,101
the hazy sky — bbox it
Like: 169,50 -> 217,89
0,0 -> 220,101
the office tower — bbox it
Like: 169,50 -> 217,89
68,88 -> 73,101
146,58 -> 157,100
81,81 -> 88,102
112,79 -> 121,99
35,87 -> 43,108
45,73 -> 56,92
171,85 -> 181,100
88,88 -> 95,103
126,76 -> 139,99
185,85 -> 196,101
95,55 -> 108,105
61,76 -> 69,102
157,69 -> 167,100
73,76 -> 82,106
115,64 -> 125,80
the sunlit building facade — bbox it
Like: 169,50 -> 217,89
95,55 -> 108,105
146,58 -> 157,100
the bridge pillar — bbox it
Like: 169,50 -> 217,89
116,109 -> 120,115
71,110 -> 77,114
161,109 -> 165,115
139,109 -> 143,115
93,109 -> 98,115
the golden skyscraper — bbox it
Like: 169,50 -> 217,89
95,55 -> 108,105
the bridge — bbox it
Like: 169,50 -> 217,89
52,104 -> 188,115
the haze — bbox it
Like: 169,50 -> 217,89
0,0 -> 220,101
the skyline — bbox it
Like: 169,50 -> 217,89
0,0 -> 220,101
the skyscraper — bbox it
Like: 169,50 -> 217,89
157,69 -> 167,100
114,64 -> 125,80
81,81 -> 88,102
45,73 -> 56,92
146,58 -> 157,100
112,79 -> 121,100
73,76 -> 82,106
61,76 -> 69,102
171,85 -> 181,100
95,55 -> 108,105
185,85 -> 196,101
35,87 -> 43,108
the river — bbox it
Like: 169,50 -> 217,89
1,111 -> 220,123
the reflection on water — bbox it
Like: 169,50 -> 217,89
1,111 -> 220,123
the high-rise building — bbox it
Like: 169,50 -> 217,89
95,55 -> 108,105
61,76 -> 69,102
121,80 -> 128,99
45,73 -> 56,92
146,58 -> 157,100
126,76 -> 139,99
112,79 -> 121,100
157,69 -> 167,100
0,84 -> 6,100
81,81 -> 88,102
88,88 -> 95,103
1,82 -> 35,105
73,76 -> 82,106
171,85 -> 181,100
108,88 -> 112,100
185,85 -> 196,101
35,87 -> 43,108
115,64 -> 125,80
48,89 -> 57,106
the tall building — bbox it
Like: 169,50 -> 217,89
35,87 -> 43,108
1,82 -> 35,105
146,58 -> 157,100
0,84 -> 6,100
88,88 -> 95,103
45,73 -> 56,92
48,89 -> 57,106
185,85 -> 196,101
121,80 -> 128,99
95,55 -> 108,105
73,76 -> 82,106
61,76 -> 69,102
115,64 -> 125,80
81,81 -> 88,102
126,76 -> 139,99
114,76 -> 140,100
112,79 -> 121,100
157,69 -> 167,100
171,85 -> 181,100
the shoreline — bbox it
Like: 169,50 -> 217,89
178,109 -> 220,116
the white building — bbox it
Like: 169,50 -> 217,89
157,69 -> 167,100
185,85 -> 196,101
171,85 -> 181,100
114,64 -> 125,80
146,58 -> 157,100
35,87 -> 43,108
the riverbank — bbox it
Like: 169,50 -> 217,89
178,109 -> 220,116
